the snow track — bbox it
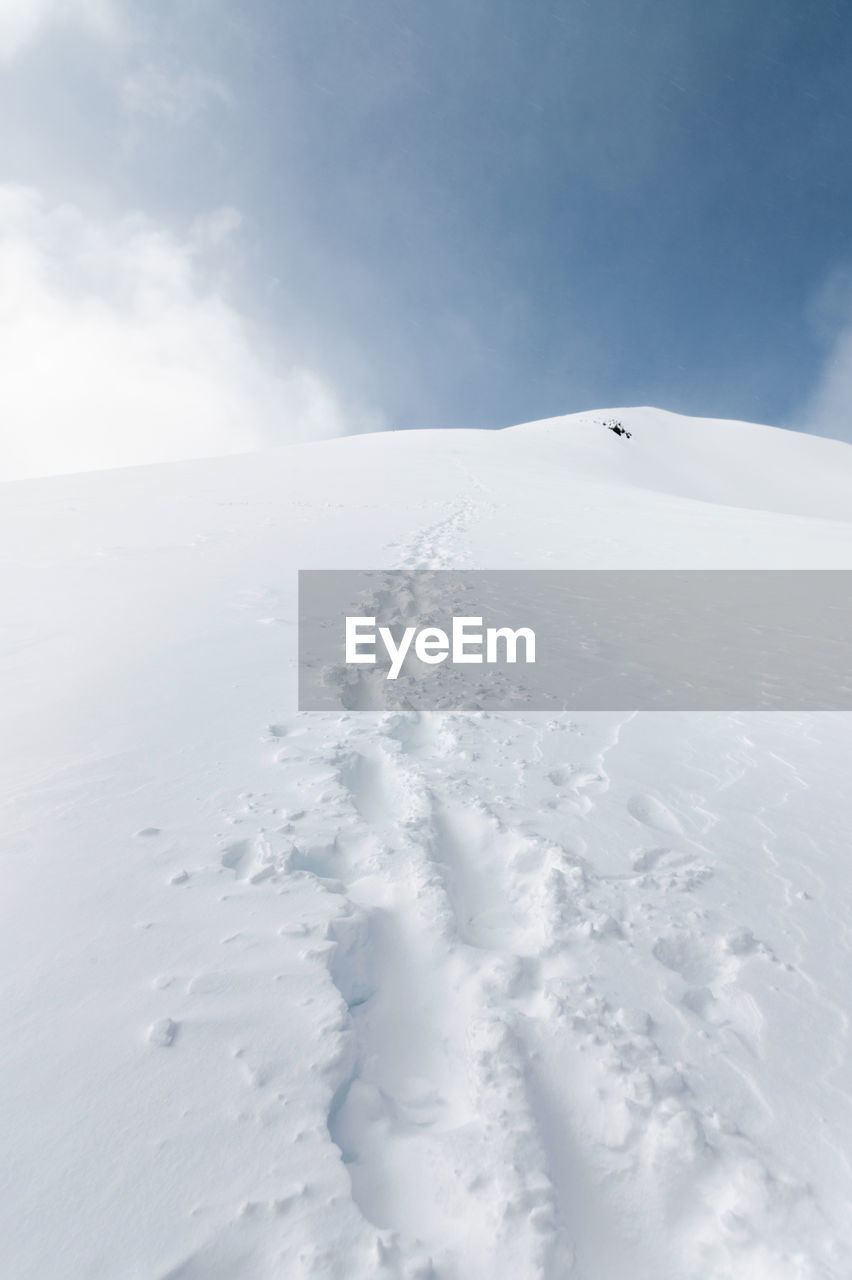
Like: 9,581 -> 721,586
264,706 -> 852,1279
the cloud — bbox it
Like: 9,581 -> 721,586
799,267 -> 852,441
801,330 -> 852,442
0,0 -> 118,59
121,65 -> 233,123
0,185 -> 364,481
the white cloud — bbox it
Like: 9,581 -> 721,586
800,268 -> 852,441
121,65 -> 233,123
802,330 -> 852,441
0,185 -> 360,481
0,0 -> 118,59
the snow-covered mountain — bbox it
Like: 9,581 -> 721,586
2,408 -> 852,1279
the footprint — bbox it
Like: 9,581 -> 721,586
220,840 -> 250,873
681,986 -> 716,1018
148,1017 -> 178,1047
218,834 -> 277,882
630,846 -> 672,872
627,794 -> 683,835
652,934 -> 718,985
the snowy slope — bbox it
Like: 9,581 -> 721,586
1,407 -> 852,1280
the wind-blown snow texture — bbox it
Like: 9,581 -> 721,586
1,407 -> 852,1279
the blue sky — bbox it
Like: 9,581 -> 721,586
2,0 -> 852,476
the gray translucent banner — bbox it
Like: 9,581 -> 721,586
298,570 -> 852,711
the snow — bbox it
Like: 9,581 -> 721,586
1,406 -> 851,1279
